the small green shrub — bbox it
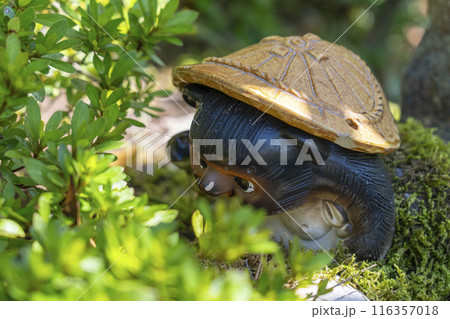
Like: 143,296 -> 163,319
0,0 -> 330,300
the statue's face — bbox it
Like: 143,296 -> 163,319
189,138 -> 289,213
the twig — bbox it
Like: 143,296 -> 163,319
12,166 -> 24,173
245,258 -> 254,280
254,255 -> 263,280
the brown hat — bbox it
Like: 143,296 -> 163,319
173,34 -> 400,153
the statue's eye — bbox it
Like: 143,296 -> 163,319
182,94 -> 198,107
181,84 -> 210,108
199,158 -> 208,169
234,176 -> 255,193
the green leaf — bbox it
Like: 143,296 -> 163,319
71,78 -> 87,91
105,88 -> 124,106
3,181 -> 15,200
143,209 -> 178,227
51,39 -> 82,52
35,13 -> 76,28
17,31 -> 35,37
104,104 -> 119,131
248,241 -> 279,254
164,10 -> 198,27
125,118 -> 145,127
88,28 -> 97,44
103,52 -> 112,74
128,13 -> 144,37
7,17 -> 20,32
30,213 -> 47,245
23,158 -> 48,183
93,140 -> 123,152
161,24 -> 194,34
47,171 -> 66,187
19,0 -> 32,7
71,101 -> 89,142
43,129 -> 65,143
85,117 -> 106,141
44,33 -> 58,48
0,219 -> 25,239
93,53 -> 105,74
6,34 -> 20,65
191,210 -> 204,238
151,90 -> 170,98
23,158 -> 61,190
44,58 -> 76,73
104,121 -> 129,139
26,97 -> 42,140
5,150 -> 28,159
41,52 -> 63,59
148,51 -> 164,66
45,20 -> 68,43
18,7 -> 35,29
36,43 -> 47,55
141,0 -> 157,31
103,18 -> 123,35
57,143 -> 72,176
164,36 -> 183,46
25,59 -> 49,74
38,192 -> 63,222
305,254 -> 332,273
110,55 -> 135,83
46,110 -> 62,132
31,85 -> 46,102
89,0 -> 99,21
86,84 -> 100,108
316,279 -> 333,298
159,0 -> 179,25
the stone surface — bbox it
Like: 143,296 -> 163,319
296,277 -> 369,301
401,0 -> 450,141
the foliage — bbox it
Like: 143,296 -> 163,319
316,118 -> 450,301
0,0 -> 330,300
0,0 -> 198,236
193,198 -> 278,261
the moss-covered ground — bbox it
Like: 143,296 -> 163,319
318,118 -> 449,301
129,118 -> 449,301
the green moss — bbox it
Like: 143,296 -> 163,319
318,118 -> 449,300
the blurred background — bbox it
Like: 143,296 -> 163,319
160,0 -> 429,104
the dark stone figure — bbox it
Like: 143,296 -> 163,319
170,85 -> 396,260
169,34 -> 400,260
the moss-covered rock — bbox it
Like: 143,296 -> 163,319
318,118 -> 449,300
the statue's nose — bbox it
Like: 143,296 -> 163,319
198,166 -> 235,196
